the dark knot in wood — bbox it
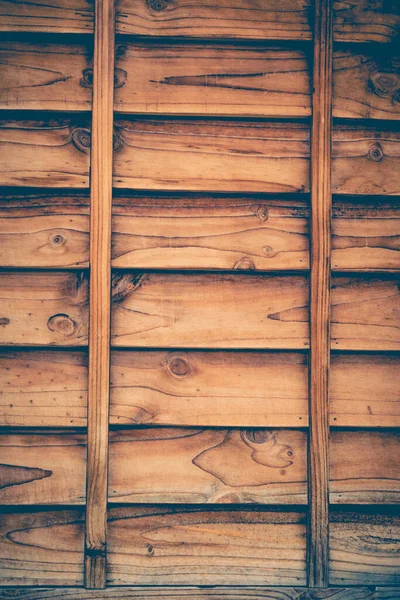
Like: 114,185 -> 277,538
234,257 -> 255,270
114,68 -> 127,89
49,233 -> 66,247
80,68 -> 93,88
367,142 -> 384,162
113,131 -> 123,151
71,128 -> 91,153
147,0 -> 169,11
369,71 -> 399,99
166,356 -> 191,378
47,313 -> 76,336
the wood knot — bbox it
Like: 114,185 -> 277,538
113,130 -> 123,151
262,245 -> 274,256
367,142 -> 384,162
166,356 -> 191,378
80,68 -> 93,88
114,68 -> 127,89
233,256 -> 255,270
369,71 -> 399,99
244,429 -> 269,444
253,205 -> 269,221
0,317 -> 10,326
49,232 -> 66,247
47,314 -> 76,336
146,544 -> 154,556
71,128 -> 91,153
147,0 -> 169,11
112,273 -> 147,302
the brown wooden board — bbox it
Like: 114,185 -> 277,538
0,509 -> 85,586
0,272 -> 89,347
0,0 -> 94,33
107,507 -> 307,586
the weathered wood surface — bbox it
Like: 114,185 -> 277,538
0,509 -> 84,586
110,273 -> 309,349
0,42 -> 92,111
0,194 -> 90,268
0,431 -> 86,504
0,350 -> 87,427
330,431 -> 400,504
107,507 -> 307,586
330,512 -> 400,586
114,44 -> 310,117
108,428 -> 307,504
0,272 -> 89,346
112,197 -> 309,271
331,276 -> 400,351
0,1 -> 93,32
330,354 -> 400,428
0,119 -> 90,187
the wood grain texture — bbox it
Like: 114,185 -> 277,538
0,350 -> 87,427
0,509 -> 84,586
0,41 -> 92,111
331,276 -> 400,351
0,431 -> 86,505
0,272 -> 89,346
330,512 -> 400,586
112,197 -> 309,271
0,193 -> 90,268
333,0 -> 400,44
112,120 -> 310,193
108,428 -> 307,504
0,119 -> 90,187
110,272 -> 309,349
114,43 -> 310,117
330,354 -> 400,428
0,0 -> 93,32
330,431 -> 400,504
110,350 -> 308,427
107,507 -> 307,585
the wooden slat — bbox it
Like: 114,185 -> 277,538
332,200 -> 400,272
84,0 -> 115,589
108,428 -> 307,504
110,272 -> 309,349
0,272 -> 89,346
0,509 -> 84,586
0,119 -> 90,188
113,120 -> 310,193
112,197 -> 309,271
107,507 -> 307,585
330,512 -> 400,586
0,193 -> 90,268
0,41 -> 92,111
330,354 -> 400,428
333,0 -> 400,44
0,432 -> 86,505
330,432 -> 400,504
0,1 -> 93,33
110,350 -> 308,427
0,350 -> 87,427
333,49 -> 400,120
114,43 -> 310,117
331,276 -> 400,351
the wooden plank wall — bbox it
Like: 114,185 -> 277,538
0,0 -> 399,596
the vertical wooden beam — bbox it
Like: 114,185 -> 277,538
308,0 -> 333,589
85,0 -> 115,589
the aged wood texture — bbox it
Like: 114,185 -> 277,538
0,509 -> 84,586
110,351 -> 308,427
110,273 -> 309,349
85,0 -> 115,589
0,194 -> 90,269
330,431 -> 400,504
112,197 -> 309,271
107,507 -> 307,586
114,44 -> 311,117
0,119 -> 90,187
330,354 -> 400,428
308,0 -> 332,587
0,1 -> 93,32
0,432 -> 86,505
0,350 -> 88,427
330,512 -> 400,586
108,428 -> 307,504
0,272 -> 89,346
0,41 -> 92,111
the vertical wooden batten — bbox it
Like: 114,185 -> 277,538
84,0 -> 115,589
308,0 -> 333,588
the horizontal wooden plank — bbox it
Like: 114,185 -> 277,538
0,41 -> 92,111
0,272 -> 89,346
0,0 -> 93,33
0,119 -> 90,188
108,428 -> 307,504
0,350 -> 87,427
331,276 -> 400,351
0,509 -> 84,586
107,507 -> 307,585
110,351 -> 308,427
330,512 -> 400,586
111,273 -> 309,349
112,197 -> 309,271
0,193 -> 90,268
330,431 -> 400,504
330,354 -> 400,428
0,431 -> 86,504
